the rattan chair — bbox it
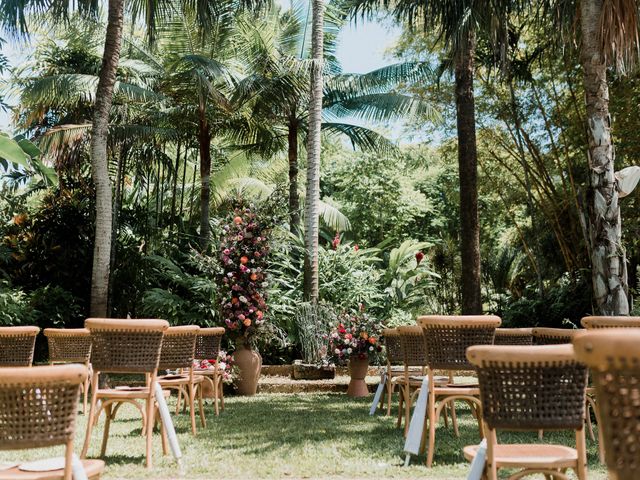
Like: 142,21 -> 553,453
493,327 -> 533,346
464,344 -> 588,480
44,328 -> 92,414
580,316 -> 640,460
0,326 -> 39,367
81,318 -> 169,468
532,327 -> 581,345
376,328 -> 403,416
191,327 -> 226,415
395,326 -> 450,436
157,326 -> 205,435
574,328 -> 640,479
0,364 -> 104,480
417,315 -> 501,467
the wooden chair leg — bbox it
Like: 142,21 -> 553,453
386,379 -> 393,416
212,376 -> 220,416
576,428 -> 588,480
100,403 -> 113,457
63,439 -> 74,480
426,396 -> 436,468
175,389 -> 182,415
188,383 -> 197,435
158,407 -> 168,456
145,394 -> 155,468
198,383 -> 206,428
403,383 -> 411,437
396,387 -> 404,428
81,372 -> 100,459
219,375 -> 225,411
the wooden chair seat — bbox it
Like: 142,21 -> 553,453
95,387 -> 170,400
391,375 -> 450,387
0,460 -> 104,480
158,374 -> 205,387
434,385 -> 480,396
463,443 -> 578,469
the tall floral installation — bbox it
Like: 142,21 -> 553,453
219,200 -> 273,395
220,202 -> 270,347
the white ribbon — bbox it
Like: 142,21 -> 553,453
153,382 -> 183,471
467,439 -> 487,480
403,376 -> 429,466
369,371 -> 387,416
72,454 -> 88,480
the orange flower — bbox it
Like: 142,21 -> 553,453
234,216 -> 243,224
256,310 -> 263,319
243,318 -> 252,327
240,256 -> 249,264
368,337 -> 377,344
231,297 -> 239,305
250,273 -> 258,281
12,214 -> 26,226
360,332 -> 369,340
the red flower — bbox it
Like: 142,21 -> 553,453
331,232 -> 341,249
240,256 -> 249,264
233,216 -> 243,224
415,251 -> 425,265
354,244 -> 359,251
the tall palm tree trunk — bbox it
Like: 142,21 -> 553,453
198,105 -> 212,251
303,0 -> 324,303
89,0 -> 124,317
454,30 -> 482,314
580,0 -> 629,315
288,117 -> 300,233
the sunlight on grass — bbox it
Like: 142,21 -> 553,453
0,393 -> 609,479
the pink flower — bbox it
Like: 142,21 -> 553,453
332,232 -> 341,249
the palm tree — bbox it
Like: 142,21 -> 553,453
235,3 -> 436,237
304,0 -> 324,302
536,0 -> 638,315
347,0 -> 520,314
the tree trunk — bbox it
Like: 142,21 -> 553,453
89,0 -> 124,318
580,0 -> 629,315
288,117 -> 300,233
303,0 -> 324,303
454,30 -> 482,315
198,106 -> 212,251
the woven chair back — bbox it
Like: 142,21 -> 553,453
468,344 -> 587,431
574,329 -> 640,480
493,328 -> 533,346
417,316 -> 501,370
44,328 -> 92,364
397,326 -> 427,367
85,318 -> 168,373
382,328 -> 403,364
532,327 -> 580,345
581,316 -> 640,329
0,326 -> 40,367
195,327 -> 225,360
158,326 -> 200,370
0,364 -> 87,450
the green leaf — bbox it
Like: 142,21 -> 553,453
0,135 -> 29,168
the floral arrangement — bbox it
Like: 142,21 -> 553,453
326,306 -> 383,364
220,202 -> 271,345
194,350 -> 236,384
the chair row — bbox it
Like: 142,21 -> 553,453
376,315 -> 640,479
0,319 -> 228,477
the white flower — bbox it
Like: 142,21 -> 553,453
347,348 -> 353,354
369,346 -> 374,351
219,362 -> 227,370
334,348 -> 341,355
239,295 -> 248,303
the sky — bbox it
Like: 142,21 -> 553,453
0,9 -> 402,131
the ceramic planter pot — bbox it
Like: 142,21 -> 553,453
346,356 -> 370,397
233,341 -> 262,396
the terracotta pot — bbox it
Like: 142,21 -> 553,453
346,356 -> 370,397
233,342 -> 262,396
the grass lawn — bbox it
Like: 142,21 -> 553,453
0,392 -> 608,479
